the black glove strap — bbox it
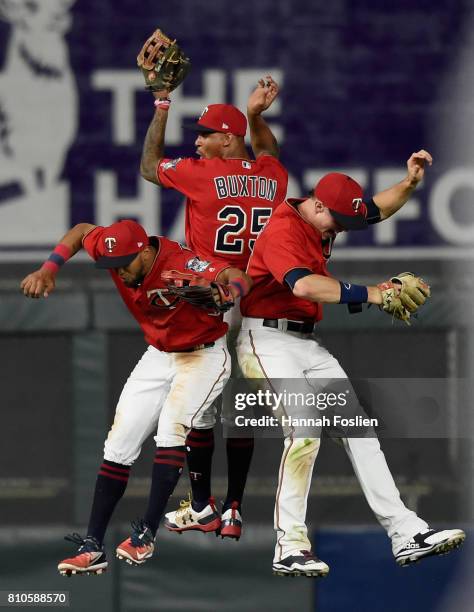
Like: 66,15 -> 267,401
347,303 -> 363,314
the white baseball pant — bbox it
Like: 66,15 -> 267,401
236,319 -> 428,562
104,337 -> 230,465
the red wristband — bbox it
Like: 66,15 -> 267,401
41,244 -> 72,274
229,276 -> 251,298
154,97 -> 171,111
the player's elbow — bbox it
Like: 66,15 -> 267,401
292,276 -> 314,300
253,139 -> 280,160
140,159 -> 160,185
73,222 -> 96,237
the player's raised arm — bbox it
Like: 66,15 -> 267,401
137,29 -> 190,186
20,223 -> 96,298
140,90 -> 171,185
372,149 -> 433,220
247,75 -> 280,158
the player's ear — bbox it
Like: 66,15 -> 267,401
312,198 -> 325,213
141,246 -> 155,264
222,133 -> 234,147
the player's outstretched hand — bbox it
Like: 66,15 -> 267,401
21,269 -> 56,298
407,149 -> 433,186
247,75 -> 279,116
377,272 -> 431,324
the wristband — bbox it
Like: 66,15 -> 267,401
229,276 -> 251,298
339,281 -> 368,304
41,244 -> 72,274
154,97 -> 171,111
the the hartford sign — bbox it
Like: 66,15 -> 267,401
0,1 -> 472,258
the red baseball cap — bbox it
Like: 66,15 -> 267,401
185,104 -> 247,137
314,173 -> 368,230
95,220 -> 149,269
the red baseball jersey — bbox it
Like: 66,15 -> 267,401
158,155 -> 288,270
241,201 -> 331,322
83,227 -> 230,352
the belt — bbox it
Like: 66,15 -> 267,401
263,319 -> 315,334
174,342 -> 215,353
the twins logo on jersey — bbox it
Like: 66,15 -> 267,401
146,288 -> 180,309
185,257 -> 211,273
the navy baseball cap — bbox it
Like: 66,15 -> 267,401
314,173 -> 368,230
95,220 -> 149,269
184,104 -> 247,136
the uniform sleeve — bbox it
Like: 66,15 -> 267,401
82,226 -> 104,261
258,154 -> 287,173
201,258 -> 231,281
365,198 -> 382,225
258,155 -> 289,187
262,224 -> 316,284
158,157 -> 206,198
181,254 -> 231,282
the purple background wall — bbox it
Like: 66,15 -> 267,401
1,0 -> 472,252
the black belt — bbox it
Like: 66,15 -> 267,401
263,319 -> 315,334
174,342 -> 215,353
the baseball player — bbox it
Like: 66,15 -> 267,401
20,219 -> 252,575
236,152 -> 466,576
140,77 -> 288,539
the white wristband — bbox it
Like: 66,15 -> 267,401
154,97 -> 171,111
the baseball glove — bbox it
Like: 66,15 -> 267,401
161,270 -> 234,315
378,272 -> 431,324
137,28 -> 191,92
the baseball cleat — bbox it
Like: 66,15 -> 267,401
58,534 -> 107,577
395,528 -> 466,567
164,496 -> 221,534
272,550 -> 329,577
116,519 -> 155,566
220,501 -> 242,540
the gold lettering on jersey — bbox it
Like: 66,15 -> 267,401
214,176 -> 278,201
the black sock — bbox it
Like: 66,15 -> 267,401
223,437 -> 254,512
87,460 -> 130,545
143,446 -> 186,536
185,428 -> 214,511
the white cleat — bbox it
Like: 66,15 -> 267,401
164,496 -> 221,534
395,528 -> 466,566
272,550 -> 329,577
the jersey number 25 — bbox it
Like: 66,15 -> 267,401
214,205 -> 272,254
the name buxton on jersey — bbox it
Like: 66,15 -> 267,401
214,175 -> 278,202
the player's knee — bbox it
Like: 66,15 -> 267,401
287,437 -> 320,458
155,422 -> 187,447
190,408 -> 217,430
